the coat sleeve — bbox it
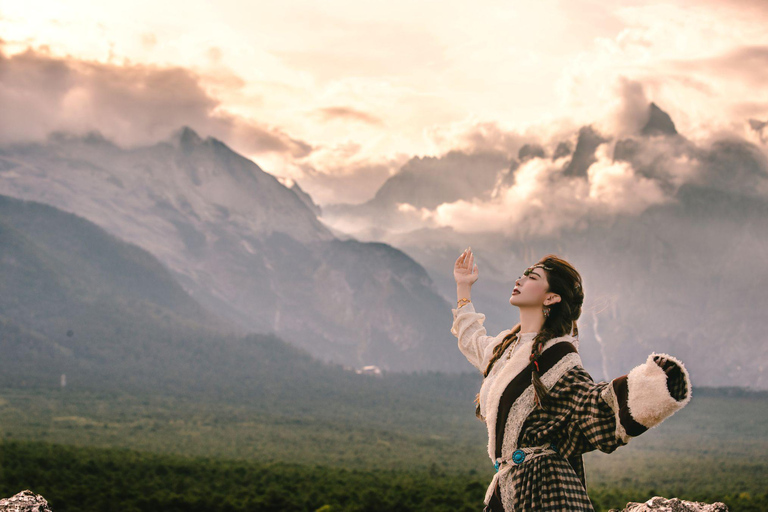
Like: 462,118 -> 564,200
610,352 -> 693,434
450,302 -> 510,372
552,353 -> 692,458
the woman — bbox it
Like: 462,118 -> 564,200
451,248 -> 691,511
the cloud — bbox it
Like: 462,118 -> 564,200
313,106 -> 383,125
297,161 -> 397,206
602,77 -> 651,137
409,110 -> 768,238
688,0 -> 768,18
0,45 -> 312,158
427,121 -> 537,157
140,33 -> 157,51
425,157 -> 588,236
294,143 -> 407,205
675,45 -> 768,87
423,144 -> 672,237
223,114 -> 313,158
587,145 -> 670,215
0,44 -> 411,207
319,84 -> 735,239
269,13 -> 448,84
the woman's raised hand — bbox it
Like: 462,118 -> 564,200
454,247 -> 479,286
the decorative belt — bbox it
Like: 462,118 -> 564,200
484,443 -> 559,506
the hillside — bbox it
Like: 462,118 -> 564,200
0,194 -> 477,410
0,130 -> 464,372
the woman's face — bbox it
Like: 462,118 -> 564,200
509,265 -> 550,307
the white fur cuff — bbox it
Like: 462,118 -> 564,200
626,352 -> 692,429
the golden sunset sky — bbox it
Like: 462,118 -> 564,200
2,0 -> 767,204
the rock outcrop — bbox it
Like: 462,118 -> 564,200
0,491 -> 731,512
610,496 -> 729,511
0,490 -> 53,512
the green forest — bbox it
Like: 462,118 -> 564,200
1,386 -> 767,512
1,434 -> 766,512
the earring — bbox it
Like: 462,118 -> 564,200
543,306 -> 550,318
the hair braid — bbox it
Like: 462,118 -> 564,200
530,329 -> 557,410
474,325 -> 522,419
483,326 -> 522,378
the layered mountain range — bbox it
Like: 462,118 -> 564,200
2,103 -> 767,386
0,129 -> 465,372
0,193 -> 485,415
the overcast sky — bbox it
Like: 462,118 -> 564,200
2,0 -> 768,205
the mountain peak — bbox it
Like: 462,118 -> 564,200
518,143 -> 546,161
562,125 -> 608,177
278,177 -> 322,217
642,103 -> 678,136
169,126 -> 204,150
749,119 -> 767,133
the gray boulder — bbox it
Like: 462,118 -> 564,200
0,491 -> 53,512
610,496 -> 728,511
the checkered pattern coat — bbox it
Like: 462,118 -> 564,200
451,303 -> 692,512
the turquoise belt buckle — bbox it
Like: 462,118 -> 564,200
511,449 -> 526,464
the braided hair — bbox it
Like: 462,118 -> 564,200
474,254 -> 584,420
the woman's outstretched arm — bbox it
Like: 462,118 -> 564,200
551,353 -> 692,459
451,247 -> 509,371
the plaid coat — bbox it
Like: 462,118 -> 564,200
451,303 -> 692,512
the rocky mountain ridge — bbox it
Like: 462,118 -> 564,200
0,129 -> 464,372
